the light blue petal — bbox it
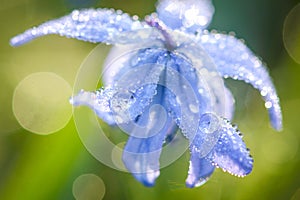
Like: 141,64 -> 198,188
192,113 -> 223,158
210,118 -> 253,177
70,63 -> 163,126
103,44 -> 164,86
10,8 -> 153,46
109,47 -> 167,86
223,86 -> 235,120
186,147 -> 215,188
198,32 -> 282,130
174,31 -> 230,118
122,86 -> 177,186
188,113 -> 251,187
164,33 -> 230,140
107,48 -> 167,125
162,53 -> 203,139
156,0 -> 214,33
70,88 -> 116,125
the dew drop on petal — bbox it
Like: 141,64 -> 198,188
110,90 -> 135,122
189,104 -> 199,113
110,91 -> 135,112
265,101 -> 273,109
199,113 -> 220,134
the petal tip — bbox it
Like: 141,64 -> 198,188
10,35 -> 26,47
133,171 -> 160,187
185,177 -> 209,188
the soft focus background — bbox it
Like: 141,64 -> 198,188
1,0 -> 300,199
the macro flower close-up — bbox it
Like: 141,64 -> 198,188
10,0 -> 283,189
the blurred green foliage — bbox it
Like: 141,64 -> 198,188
1,0 -> 300,199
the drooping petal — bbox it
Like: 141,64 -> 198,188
10,8 -> 153,46
198,32 -> 282,130
186,113 -> 226,188
156,0 -> 214,33
209,118 -> 253,177
122,86 -> 177,186
186,147 -> 215,188
187,112 -> 251,187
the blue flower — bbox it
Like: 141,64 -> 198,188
10,0 -> 282,188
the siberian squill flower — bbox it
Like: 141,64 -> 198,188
10,0 -> 282,188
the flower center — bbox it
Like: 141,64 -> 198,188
145,13 -> 176,51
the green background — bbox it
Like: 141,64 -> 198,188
1,0 -> 300,199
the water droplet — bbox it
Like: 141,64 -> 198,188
260,90 -> 268,97
176,96 -> 181,104
189,104 -> 199,113
110,91 -> 134,113
265,101 -> 273,109
110,91 -> 135,123
199,113 -> 220,134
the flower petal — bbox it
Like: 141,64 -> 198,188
198,32 -> 282,130
10,8 -> 150,46
107,48 -> 168,125
103,44 -> 164,86
70,80 -> 161,127
174,32 -> 230,118
192,113 -> 223,158
156,0 -> 214,32
186,147 -> 215,188
210,118 -> 253,177
162,53 -> 203,139
70,88 -> 116,125
105,47 -> 166,87
223,86 -> 235,120
122,86 -> 177,186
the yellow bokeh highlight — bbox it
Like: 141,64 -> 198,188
283,3 -> 300,64
73,174 -> 106,200
13,72 -> 73,135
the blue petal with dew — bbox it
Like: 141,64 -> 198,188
186,149 -> 215,188
10,9 -> 146,46
122,86 -> 177,186
198,32 -> 282,131
210,118 -> 253,177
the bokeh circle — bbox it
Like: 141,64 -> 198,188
13,72 -> 73,135
283,3 -> 300,64
73,174 -> 105,200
